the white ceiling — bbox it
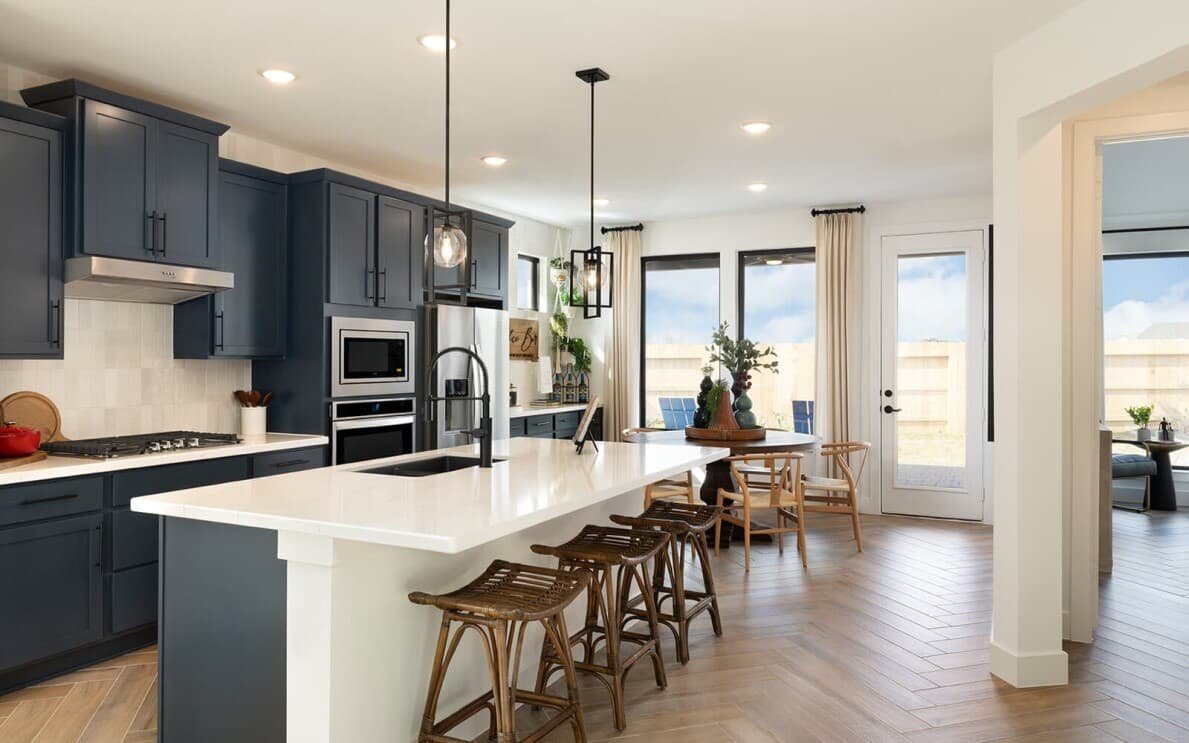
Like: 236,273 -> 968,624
0,0 -> 1079,226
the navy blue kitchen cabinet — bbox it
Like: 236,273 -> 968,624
175,160 -> 288,359
377,195 -> 425,310
431,216 -> 509,304
327,182 -> 377,307
22,80 -> 228,268
0,101 -> 64,359
0,446 -> 326,694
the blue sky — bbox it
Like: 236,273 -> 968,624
644,267 -> 720,344
1103,256 -> 1189,339
897,254 -> 967,342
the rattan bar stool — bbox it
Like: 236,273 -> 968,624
408,560 -> 590,743
531,525 -> 670,731
610,501 -> 723,664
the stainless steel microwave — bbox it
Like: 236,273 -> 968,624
330,317 -> 415,398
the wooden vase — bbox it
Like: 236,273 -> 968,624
710,394 -> 740,430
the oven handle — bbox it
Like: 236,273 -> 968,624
332,415 -> 417,432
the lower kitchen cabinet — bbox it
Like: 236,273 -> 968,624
0,445 -> 327,693
511,407 -> 603,442
0,513 -> 102,670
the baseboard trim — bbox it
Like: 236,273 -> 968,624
989,640 -> 1068,687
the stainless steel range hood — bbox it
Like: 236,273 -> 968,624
64,256 -> 234,304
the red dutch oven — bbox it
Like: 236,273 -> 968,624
0,421 -> 41,457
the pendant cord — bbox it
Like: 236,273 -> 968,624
589,79 -> 594,251
445,0 -> 451,208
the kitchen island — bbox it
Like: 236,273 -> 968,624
132,436 -> 727,742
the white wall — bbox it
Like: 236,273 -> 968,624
641,194 -> 992,514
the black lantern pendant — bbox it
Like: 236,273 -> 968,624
423,0 -> 473,304
570,67 -> 614,320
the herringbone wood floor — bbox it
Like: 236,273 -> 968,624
1,510 -> 1186,742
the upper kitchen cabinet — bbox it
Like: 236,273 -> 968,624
0,102 -> 64,359
22,80 -> 228,269
327,182 -> 377,307
430,215 -> 512,306
175,160 -> 287,359
376,195 -> 425,310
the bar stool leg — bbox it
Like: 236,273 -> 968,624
489,620 -> 514,742
670,534 -> 692,664
547,610 -> 587,743
693,531 -> 723,637
418,613 -> 454,739
630,562 -> 668,690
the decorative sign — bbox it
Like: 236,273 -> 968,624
509,319 -> 540,361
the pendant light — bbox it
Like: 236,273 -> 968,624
423,0 -> 473,303
570,67 -> 614,320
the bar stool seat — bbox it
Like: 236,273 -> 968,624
611,501 -> 723,664
531,525 -> 670,731
409,560 -> 589,742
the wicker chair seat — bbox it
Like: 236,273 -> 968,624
532,524 -> 669,565
610,501 -> 720,534
408,560 -> 588,621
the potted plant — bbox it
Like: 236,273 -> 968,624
706,322 -> 778,428
1126,404 -> 1154,441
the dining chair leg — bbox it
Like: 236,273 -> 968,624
776,511 -> 785,555
742,509 -> 752,573
714,495 -> 724,555
849,488 -> 863,552
685,471 -> 695,503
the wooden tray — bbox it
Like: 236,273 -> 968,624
0,451 -> 48,471
684,426 -> 767,442
0,391 -> 66,442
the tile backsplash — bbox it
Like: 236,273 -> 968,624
0,300 -> 250,439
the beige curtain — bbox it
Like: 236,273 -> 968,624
814,212 -> 861,448
603,229 -> 642,439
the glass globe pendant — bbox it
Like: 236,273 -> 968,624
431,222 -> 467,268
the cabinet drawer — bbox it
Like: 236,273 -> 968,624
509,418 -> 526,437
111,456 -> 250,507
554,411 -> 582,437
110,563 -> 157,634
525,415 -> 553,436
112,508 -> 157,571
0,476 -> 104,527
251,447 -> 326,477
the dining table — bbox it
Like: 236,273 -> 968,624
623,428 -> 821,545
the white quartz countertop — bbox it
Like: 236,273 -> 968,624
508,404 -> 592,419
131,438 -> 727,554
0,433 -> 329,487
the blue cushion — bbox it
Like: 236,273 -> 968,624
1112,453 -> 1156,479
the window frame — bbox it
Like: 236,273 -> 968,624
515,254 -> 540,311
1102,246 -> 1189,469
735,247 -> 816,339
639,252 -> 722,428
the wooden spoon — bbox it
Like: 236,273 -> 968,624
260,391 -> 274,408
234,390 -> 251,407
248,390 -> 262,407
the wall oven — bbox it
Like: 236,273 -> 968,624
330,397 -> 416,465
330,317 -> 415,398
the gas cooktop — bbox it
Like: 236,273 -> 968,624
41,431 -> 242,459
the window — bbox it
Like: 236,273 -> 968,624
738,249 -> 815,431
516,254 -> 539,311
1102,249 -> 1189,465
641,254 -> 720,428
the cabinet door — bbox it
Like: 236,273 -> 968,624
81,101 -> 155,261
327,183 -> 376,307
155,120 -> 219,268
0,514 -> 102,670
0,116 -> 62,358
471,219 -> 507,298
214,172 -> 286,357
376,195 -> 424,309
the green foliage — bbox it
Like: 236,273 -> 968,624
1126,404 -> 1154,427
564,337 -> 592,374
548,257 -> 572,270
550,309 -> 569,339
704,379 -> 729,421
705,322 -> 778,376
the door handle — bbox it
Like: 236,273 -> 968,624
146,211 -> 157,255
470,260 -> 478,289
365,268 -> 375,300
378,268 -> 388,303
50,300 -> 61,346
158,212 -> 167,257
883,405 -> 902,414
215,311 -> 225,350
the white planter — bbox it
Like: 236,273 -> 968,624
241,407 -> 267,441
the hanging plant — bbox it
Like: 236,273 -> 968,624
564,337 -> 592,374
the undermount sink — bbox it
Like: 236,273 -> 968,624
360,455 -> 506,478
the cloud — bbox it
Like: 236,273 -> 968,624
897,257 -> 967,342
756,312 -> 815,343
1104,278 -> 1189,339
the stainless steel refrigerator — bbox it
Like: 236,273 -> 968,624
422,304 -> 510,450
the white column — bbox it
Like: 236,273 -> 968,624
277,531 -> 337,743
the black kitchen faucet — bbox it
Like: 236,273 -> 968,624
425,346 -> 493,467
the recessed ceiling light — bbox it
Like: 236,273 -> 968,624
480,155 -> 507,167
765,258 -> 784,266
418,34 -> 458,52
260,69 -> 296,85
747,183 -> 768,193
592,197 -> 610,207
740,121 -> 771,135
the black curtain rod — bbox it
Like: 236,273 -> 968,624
810,205 -> 866,217
601,223 -> 644,234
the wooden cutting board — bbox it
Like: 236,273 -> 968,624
0,391 -> 66,442
0,450 -> 49,471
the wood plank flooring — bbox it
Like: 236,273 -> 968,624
2,509 -> 1186,742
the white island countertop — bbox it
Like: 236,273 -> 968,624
132,437 -> 726,554
0,432 -> 329,487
